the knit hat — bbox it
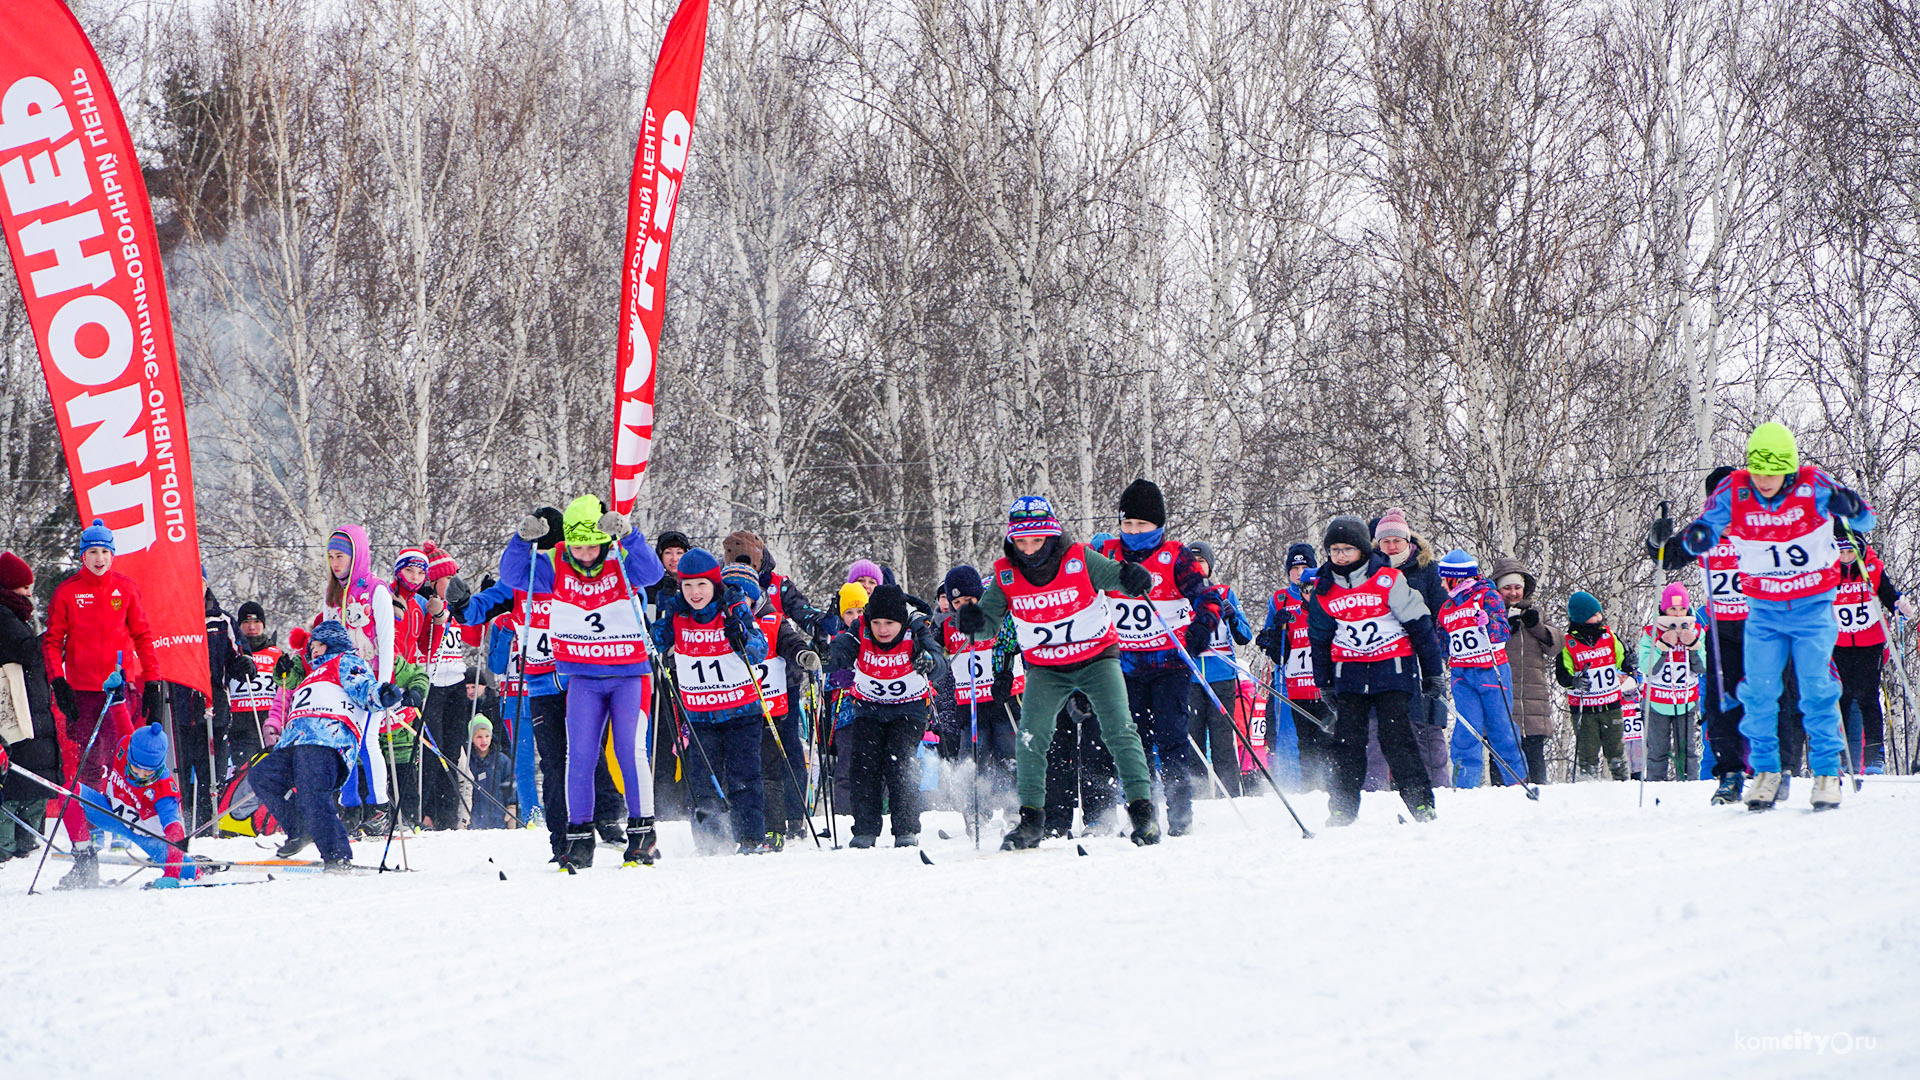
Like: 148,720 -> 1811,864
1322,515 -> 1373,557
1437,548 -> 1478,580
1299,567 -> 1318,587
846,558 -> 885,584
655,530 -> 692,558
676,547 -> 725,585
327,530 -> 356,557
309,619 -> 355,658
469,716 -> 493,740
0,551 -> 31,591
424,542 -> 459,582
1373,508 -> 1412,542
1189,541 -> 1215,574
1568,591 -> 1603,625
1495,572 -> 1526,591
1746,422 -> 1799,476
839,583 -> 869,616
1705,465 -> 1737,496
721,530 -> 766,572
1659,582 -> 1691,613
1006,495 -> 1063,540
78,518 -> 115,555
866,583 -> 910,625
1118,479 -> 1167,527
722,562 -> 762,600
237,601 -> 266,625
1285,543 -> 1316,572
394,548 -> 429,576
942,566 -> 985,604
127,723 -> 170,775
562,495 -> 612,546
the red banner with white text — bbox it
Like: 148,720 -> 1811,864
610,0 -> 709,516
0,0 -> 209,695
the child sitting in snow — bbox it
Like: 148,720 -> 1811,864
64,723 -> 200,889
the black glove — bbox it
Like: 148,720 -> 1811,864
1116,560 -> 1153,598
1518,607 -> 1540,628
723,612 -> 749,656
402,685 -> 426,711
520,506 -> 564,550
480,573 -> 497,592
142,681 -> 166,720
443,575 -> 473,614
1643,515 -> 1674,562
1183,617 -> 1214,657
1422,673 -> 1449,701
913,650 -> 939,677
952,602 -> 988,636
1254,626 -> 1277,657
375,682 -> 403,710
225,652 -> 258,683
272,652 -> 302,682
1828,487 -> 1865,520
991,669 -> 1014,703
51,676 -> 76,719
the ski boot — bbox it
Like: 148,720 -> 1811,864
999,807 -> 1045,851
1325,808 -> 1357,828
275,834 -> 313,859
623,817 -> 659,866
596,819 -> 627,847
1744,772 -> 1782,812
359,807 -> 391,838
339,803 -> 364,837
56,847 -> 101,890
1710,773 -> 1744,805
1774,775 -> 1791,806
1126,799 -> 1160,847
736,838 -> 774,855
323,858 -> 353,875
1810,775 -> 1843,811
764,830 -> 786,853
848,835 -> 878,850
893,834 -> 918,848
1408,803 -> 1437,823
559,825 -> 595,871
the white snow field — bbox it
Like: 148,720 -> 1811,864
4,779 -> 1916,1079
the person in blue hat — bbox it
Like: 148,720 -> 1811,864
68,723 -> 199,888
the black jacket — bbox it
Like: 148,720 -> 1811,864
1,605 -> 65,801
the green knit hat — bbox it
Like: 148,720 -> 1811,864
1746,422 -> 1799,476
469,716 -> 493,741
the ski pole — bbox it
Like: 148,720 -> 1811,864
730,623 -> 821,849
965,640 -> 983,850
1144,605 -> 1312,838
1215,651 -> 1338,734
657,662 -> 732,810
376,704 -> 410,873
29,655 -> 123,894
1436,694 -> 1540,800
389,709 -> 517,824
813,672 -> 840,848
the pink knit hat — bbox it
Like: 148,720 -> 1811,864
1373,507 -> 1412,542
1659,582 -> 1690,613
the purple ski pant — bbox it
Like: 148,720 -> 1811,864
564,673 -> 654,824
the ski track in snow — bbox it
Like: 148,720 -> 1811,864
4,781 -> 1917,1079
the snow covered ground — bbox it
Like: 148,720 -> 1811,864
4,779 -> 1917,1079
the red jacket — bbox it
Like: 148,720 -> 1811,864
43,568 -> 160,692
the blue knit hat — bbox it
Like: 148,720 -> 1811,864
1090,532 -> 1115,551
78,518 -> 115,555
127,723 -> 169,775
721,562 -> 761,601
942,565 -> 985,604
1568,591 -> 1603,625
309,619 -> 355,658
1438,548 -> 1479,580
1006,495 -> 1063,540
677,547 -> 724,584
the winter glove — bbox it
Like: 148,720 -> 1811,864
519,507 -> 565,550
142,681 -> 166,721
1183,617 -> 1214,657
991,669 -> 1015,704
51,676 -> 76,719
1828,487 -> 1866,520
1254,627 -> 1280,661
913,650 -> 939,677
797,650 -> 821,673
402,685 -> 427,711
375,682 -> 403,710
1898,597 -> 1917,619
443,575 -> 473,614
1643,514 -> 1674,562
952,602 -> 988,636
1116,560 -> 1153,598
1679,521 -> 1716,557
1422,673 -> 1450,703
273,651 -> 305,686
224,652 -> 258,683
597,511 -> 633,540
1516,607 -> 1540,628
722,612 -> 749,657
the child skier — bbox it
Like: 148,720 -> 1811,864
69,723 -> 200,887
937,565 -> 1023,823
1653,422 -> 1875,810
952,495 -> 1160,849
1185,542 -> 1253,798
314,525 -> 397,835
251,619 -> 400,870
509,496 -> 665,869
463,717 -> 516,831
828,584 -> 944,847
1256,544 -> 1331,791
1435,548 -> 1524,788
1832,532 -> 1913,772
652,548 -> 769,854
1635,584 -> 1705,782
1557,591 -> 1638,780
1307,515 -> 1447,824
227,602 -> 279,768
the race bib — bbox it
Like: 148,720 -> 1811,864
1733,531 -> 1838,579
1835,602 -> 1877,632
855,669 -> 931,703
674,650 -> 755,710
1447,624 -> 1498,662
1013,601 -> 1113,654
1333,616 -> 1405,659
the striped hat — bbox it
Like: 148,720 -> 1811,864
1006,495 -> 1062,540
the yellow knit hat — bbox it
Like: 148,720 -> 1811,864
838,582 -> 869,616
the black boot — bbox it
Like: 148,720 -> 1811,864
56,847 -> 102,889
1710,773 -> 1744,805
560,825 -> 595,871
339,803 -> 365,836
596,819 -> 627,846
622,817 -> 658,866
275,834 -> 313,859
1000,806 -> 1046,851
1127,799 -> 1160,846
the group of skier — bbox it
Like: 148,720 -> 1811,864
0,420 -> 1912,885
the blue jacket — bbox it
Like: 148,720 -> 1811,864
463,576 -> 567,698
501,531 -> 664,679
1684,467 -> 1875,572
650,588 -> 768,724
279,648 -> 383,758
1193,585 -> 1253,684
1306,554 -> 1446,696
464,744 -> 517,830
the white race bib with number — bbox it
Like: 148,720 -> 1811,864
855,669 -> 930,703
1835,602 -> 1877,632
1013,599 -> 1114,654
1447,624 -> 1497,662
1733,530 -> 1838,579
674,650 -> 754,699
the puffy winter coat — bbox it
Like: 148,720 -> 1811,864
1,602 -> 65,801
1307,553 -> 1447,696
1490,558 -> 1562,738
